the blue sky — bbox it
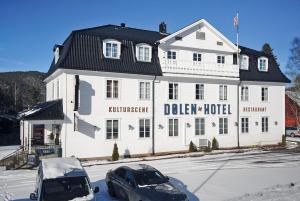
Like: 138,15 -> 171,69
0,0 -> 299,73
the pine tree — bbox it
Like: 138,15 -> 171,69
188,141 -> 197,152
212,137 -> 219,150
282,135 -> 286,147
112,143 -> 119,161
262,43 -> 279,65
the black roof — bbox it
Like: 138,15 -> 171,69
239,46 -> 290,83
22,99 -> 64,120
47,25 -> 167,76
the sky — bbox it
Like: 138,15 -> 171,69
0,0 -> 300,74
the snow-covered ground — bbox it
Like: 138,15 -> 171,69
0,146 -> 20,160
1,149 -> 300,201
287,136 -> 300,142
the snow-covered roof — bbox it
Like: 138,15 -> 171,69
41,157 -> 86,180
286,91 -> 300,107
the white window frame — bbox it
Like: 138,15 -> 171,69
139,118 -> 151,138
219,85 -> 227,101
139,81 -> 150,100
168,118 -> 179,137
103,39 -> 121,59
169,83 -> 179,100
261,117 -> 269,133
136,43 -> 152,62
258,57 -> 268,72
106,79 -> 119,99
195,118 -> 205,135
261,87 -> 268,102
240,55 -> 249,70
219,117 -> 228,134
217,55 -> 225,64
167,51 -> 176,60
106,119 -> 119,139
195,84 -> 204,100
241,86 -> 249,101
241,117 -> 249,134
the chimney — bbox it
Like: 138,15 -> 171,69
159,22 -> 167,33
120,23 -> 126,27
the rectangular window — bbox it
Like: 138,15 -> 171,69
106,120 -> 119,139
169,119 -> 179,136
169,83 -> 178,100
138,46 -> 150,62
241,86 -> 249,101
139,119 -> 150,138
241,117 -> 249,133
261,87 -> 268,102
217,56 -> 225,64
139,82 -> 150,100
219,118 -> 228,134
105,42 -> 118,58
196,31 -> 205,40
193,53 -> 202,61
106,80 -> 119,99
195,84 -> 204,100
167,51 -> 176,59
262,117 -> 269,133
195,118 -> 205,135
219,85 -> 227,101
259,59 -> 267,71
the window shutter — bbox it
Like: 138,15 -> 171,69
74,75 -> 79,111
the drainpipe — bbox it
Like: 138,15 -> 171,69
152,75 -> 157,155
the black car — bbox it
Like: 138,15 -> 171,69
105,164 -> 189,201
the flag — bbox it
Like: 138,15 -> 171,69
233,12 -> 239,32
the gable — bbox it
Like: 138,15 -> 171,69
159,19 -> 237,53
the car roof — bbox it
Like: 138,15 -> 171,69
121,164 -> 157,172
40,157 -> 86,180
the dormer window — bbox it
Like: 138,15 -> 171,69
103,39 -> 121,59
54,48 -> 60,64
240,55 -> 249,70
136,43 -> 152,62
258,57 -> 268,71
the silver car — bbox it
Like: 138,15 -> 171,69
285,127 -> 300,137
30,157 -> 99,201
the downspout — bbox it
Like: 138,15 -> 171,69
152,75 -> 157,155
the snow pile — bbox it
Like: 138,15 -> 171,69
0,146 -> 20,160
41,157 -> 84,179
225,182 -> 300,201
69,192 -> 94,201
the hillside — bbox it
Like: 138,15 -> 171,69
0,71 -> 46,113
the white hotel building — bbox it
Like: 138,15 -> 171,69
20,19 -> 290,159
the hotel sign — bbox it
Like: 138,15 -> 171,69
164,103 -> 232,115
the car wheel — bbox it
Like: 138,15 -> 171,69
291,133 -> 295,138
107,182 -> 116,197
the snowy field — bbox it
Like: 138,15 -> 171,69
1,149 -> 300,201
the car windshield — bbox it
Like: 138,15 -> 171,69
135,170 -> 167,186
41,176 -> 91,201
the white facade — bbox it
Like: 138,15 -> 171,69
22,19 -> 286,158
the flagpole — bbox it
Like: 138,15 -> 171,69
236,12 -> 239,67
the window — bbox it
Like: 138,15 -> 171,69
195,118 -> 205,135
219,118 -> 228,134
258,57 -> 268,71
193,53 -> 202,62
169,119 -> 179,136
240,55 -> 249,70
139,119 -> 150,138
196,31 -> 205,40
241,86 -> 248,101
261,117 -> 269,133
139,82 -> 150,100
106,120 -> 119,139
167,51 -> 176,59
169,83 -> 178,100
217,55 -> 225,64
261,87 -> 268,102
195,84 -> 204,100
56,79 -> 60,99
103,39 -> 120,59
137,44 -> 151,62
106,80 -> 119,99
219,85 -> 227,101
217,41 -> 223,46
241,117 -> 249,133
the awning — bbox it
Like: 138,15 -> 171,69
21,99 -> 64,121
